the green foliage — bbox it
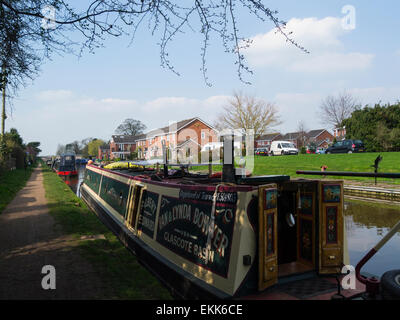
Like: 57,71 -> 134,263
6,128 -> 23,146
1,128 -> 28,169
300,146 -> 306,154
88,139 -> 106,157
0,167 -> 34,214
308,142 -> 317,153
128,150 -> 138,160
343,103 -> 400,152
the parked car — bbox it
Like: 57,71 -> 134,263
325,139 -> 365,154
270,141 -> 298,156
316,147 -> 326,154
255,148 -> 269,156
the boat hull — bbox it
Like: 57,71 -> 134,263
81,185 -> 231,299
80,164 -> 353,299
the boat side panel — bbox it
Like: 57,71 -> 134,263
230,190 -> 258,295
83,166 -> 257,296
84,166 -> 134,223
81,184 -> 231,299
135,183 -> 246,295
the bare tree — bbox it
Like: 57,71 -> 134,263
215,91 -> 281,137
296,120 -> 308,148
0,1 -> 307,86
115,118 -> 146,136
318,92 -> 360,129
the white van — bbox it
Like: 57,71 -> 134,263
270,141 -> 298,156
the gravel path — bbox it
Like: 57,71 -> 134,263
0,167 -> 107,299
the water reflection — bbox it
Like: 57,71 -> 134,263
345,200 -> 400,277
61,164 -> 86,196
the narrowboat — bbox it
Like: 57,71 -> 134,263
76,158 -> 88,165
80,137 -> 400,300
52,153 -> 78,176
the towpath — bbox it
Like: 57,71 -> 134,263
0,166 -> 107,299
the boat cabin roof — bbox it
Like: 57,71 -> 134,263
93,162 -> 290,187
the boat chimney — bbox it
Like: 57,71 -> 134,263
221,132 -> 236,183
162,140 -> 168,177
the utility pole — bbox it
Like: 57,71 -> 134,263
0,63 -> 7,158
1,63 -> 6,137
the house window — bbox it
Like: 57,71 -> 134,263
167,135 -> 169,141
201,132 -> 205,140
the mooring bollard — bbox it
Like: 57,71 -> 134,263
372,155 -> 382,185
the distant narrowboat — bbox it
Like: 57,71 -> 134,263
52,153 -> 78,176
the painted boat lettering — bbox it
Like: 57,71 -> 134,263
137,191 -> 159,237
179,189 -> 237,204
156,194 -> 236,277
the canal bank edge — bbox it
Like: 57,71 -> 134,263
41,163 -> 172,299
0,165 -> 35,214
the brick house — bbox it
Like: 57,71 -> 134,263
98,144 -> 111,160
334,126 -> 346,140
135,117 -> 218,161
109,135 -> 141,160
277,129 -> 334,149
307,129 -> 334,149
280,132 -> 304,148
255,133 -> 282,149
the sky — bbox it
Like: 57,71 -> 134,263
6,0 -> 400,155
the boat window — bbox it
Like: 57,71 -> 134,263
127,184 -> 144,229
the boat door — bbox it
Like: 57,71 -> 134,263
296,188 -> 316,267
258,184 -> 278,291
318,181 -> 344,274
125,183 -> 144,230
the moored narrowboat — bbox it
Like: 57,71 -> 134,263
79,138 -> 400,300
52,153 -> 78,176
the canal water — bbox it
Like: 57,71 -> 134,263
65,166 -> 400,278
345,200 -> 400,277
61,164 -> 86,196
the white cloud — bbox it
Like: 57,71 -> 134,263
348,86 -> 400,106
273,92 -> 324,132
8,92 -> 230,155
245,17 -> 374,73
289,52 -> 374,73
35,90 -> 74,101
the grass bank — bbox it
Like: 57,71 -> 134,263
189,152 -> 400,185
41,164 -> 172,299
0,166 -> 34,214
251,152 -> 400,184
